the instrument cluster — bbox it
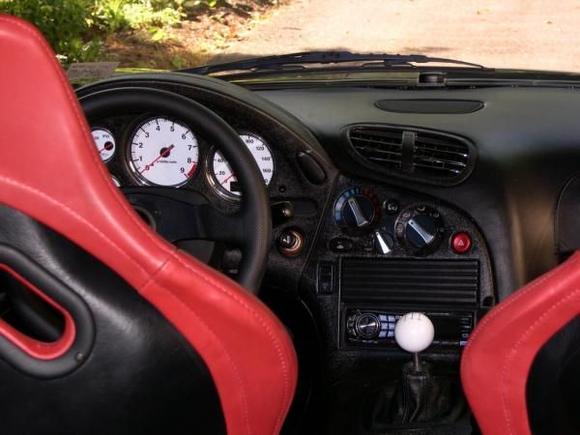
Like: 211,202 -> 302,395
90,115 -> 275,201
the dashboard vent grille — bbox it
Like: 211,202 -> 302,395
348,125 -> 474,185
413,132 -> 469,177
341,258 -> 479,306
349,127 -> 404,169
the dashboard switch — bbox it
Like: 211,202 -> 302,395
451,232 -> 472,254
383,199 -> 400,214
271,201 -> 294,226
317,262 -> 335,294
329,237 -> 353,253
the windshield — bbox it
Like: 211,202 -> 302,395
1,0 -> 578,74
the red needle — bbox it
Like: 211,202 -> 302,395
222,173 -> 236,184
140,145 -> 174,174
98,142 -> 114,154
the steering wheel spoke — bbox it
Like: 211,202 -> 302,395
83,88 -> 271,293
199,206 -> 246,246
122,187 -> 244,246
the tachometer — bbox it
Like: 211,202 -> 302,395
128,117 -> 199,187
209,133 -> 274,199
91,127 -> 116,162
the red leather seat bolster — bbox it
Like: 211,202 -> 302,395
461,252 -> 580,435
0,15 -> 297,435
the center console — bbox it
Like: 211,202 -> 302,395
306,177 -> 494,355
301,176 -> 495,433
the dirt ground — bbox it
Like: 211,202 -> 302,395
213,0 -> 580,72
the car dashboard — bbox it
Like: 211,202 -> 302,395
77,72 -> 580,433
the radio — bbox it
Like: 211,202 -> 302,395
344,308 -> 474,349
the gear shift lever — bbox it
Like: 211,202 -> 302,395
362,313 -> 469,431
394,312 -> 435,371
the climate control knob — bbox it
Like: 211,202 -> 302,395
334,187 -> 380,233
396,205 -> 445,255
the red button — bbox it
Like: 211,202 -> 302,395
451,232 -> 472,254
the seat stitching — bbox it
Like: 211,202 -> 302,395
0,174 -> 149,278
461,256 -> 579,402
141,272 -> 252,435
1,16 -> 294,433
500,286 -> 580,435
0,16 -> 176,258
462,255 -> 578,432
172,252 -> 293,434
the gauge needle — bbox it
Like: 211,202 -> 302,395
222,173 -> 237,184
140,145 -> 174,173
98,142 -> 114,154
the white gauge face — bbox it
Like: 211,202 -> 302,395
128,117 -> 199,187
211,133 -> 274,198
92,128 -> 116,162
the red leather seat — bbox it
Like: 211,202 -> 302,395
0,15 -> 297,435
461,253 -> 580,435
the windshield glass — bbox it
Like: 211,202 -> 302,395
1,0 -> 578,74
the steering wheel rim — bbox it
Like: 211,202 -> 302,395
79,87 -> 271,293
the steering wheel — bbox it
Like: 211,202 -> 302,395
80,88 -> 271,293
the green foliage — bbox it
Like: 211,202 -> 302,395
0,0 -> 269,65
0,0 -> 101,63
0,0 -> 191,63
93,0 -> 182,33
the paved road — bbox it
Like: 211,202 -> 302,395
218,0 -> 580,72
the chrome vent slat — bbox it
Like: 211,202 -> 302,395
414,146 -> 468,158
351,137 -> 402,145
348,125 -> 473,184
413,157 -> 468,169
354,146 -> 402,157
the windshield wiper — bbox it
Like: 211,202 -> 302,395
180,51 -> 486,76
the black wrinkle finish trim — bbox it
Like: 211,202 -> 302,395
0,244 -> 95,379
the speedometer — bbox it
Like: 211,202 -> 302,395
209,133 -> 274,199
128,117 -> 199,187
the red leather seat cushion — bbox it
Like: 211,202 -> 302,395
461,252 -> 580,435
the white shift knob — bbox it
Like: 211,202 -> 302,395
394,312 -> 435,353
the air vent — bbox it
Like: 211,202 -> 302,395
349,127 -> 404,170
348,125 -> 474,185
341,258 -> 479,306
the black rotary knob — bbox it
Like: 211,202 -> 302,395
354,313 -> 381,340
396,205 -> 445,255
334,187 -> 380,233
341,195 -> 375,229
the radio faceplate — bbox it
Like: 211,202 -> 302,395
343,308 -> 475,349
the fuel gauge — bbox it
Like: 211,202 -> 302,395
91,128 -> 116,163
